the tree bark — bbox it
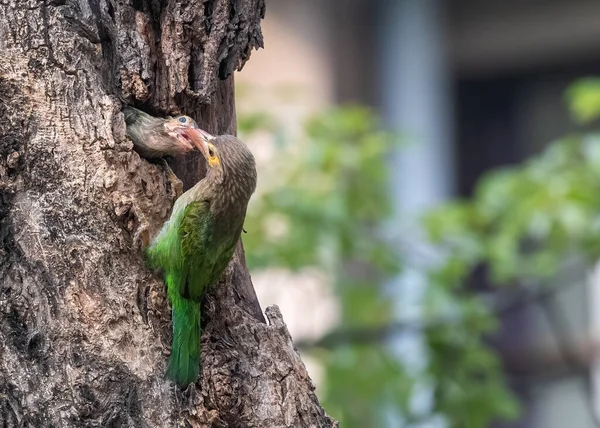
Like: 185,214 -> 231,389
0,1 -> 338,427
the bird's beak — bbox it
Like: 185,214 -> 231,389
177,128 -> 214,159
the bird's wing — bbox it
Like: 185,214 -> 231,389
178,200 -> 213,301
145,208 -> 184,273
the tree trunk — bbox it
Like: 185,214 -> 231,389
0,1 -> 337,427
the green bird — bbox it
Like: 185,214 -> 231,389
146,129 -> 257,386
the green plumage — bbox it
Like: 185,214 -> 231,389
167,294 -> 200,385
146,135 -> 256,386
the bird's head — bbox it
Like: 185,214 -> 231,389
185,129 -> 257,197
163,115 -> 202,153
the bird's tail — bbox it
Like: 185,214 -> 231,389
167,294 -> 201,386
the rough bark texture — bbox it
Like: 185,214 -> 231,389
0,1 -> 338,427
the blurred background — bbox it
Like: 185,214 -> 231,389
235,1 -> 600,427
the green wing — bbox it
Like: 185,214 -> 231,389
145,202 -> 189,273
178,200 -> 214,301
179,202 -> 241,302
147,198 -> 240,303
146,199 -> 212,302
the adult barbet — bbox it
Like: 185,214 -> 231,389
146,128 -> 257,386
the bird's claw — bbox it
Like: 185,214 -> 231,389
170,176 -> 183,200
161,159 -> 183,199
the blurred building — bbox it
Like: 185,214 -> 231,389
238,1 -> 600,427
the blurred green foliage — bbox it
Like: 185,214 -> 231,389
425,136 -> 600,286
566,78 -> 600,124
237,79 -> 600,428
242,106 -> 399,276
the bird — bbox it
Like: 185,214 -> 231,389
145,129 -> 257,386
122,106 -> 203,198
123,106 -> 201,159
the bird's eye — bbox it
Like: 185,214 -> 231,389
208,148 -> 215,158
178,116 -> 187,124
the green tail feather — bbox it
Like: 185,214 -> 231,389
167,296 -> 201,386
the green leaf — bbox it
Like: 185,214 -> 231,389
566,78 -> 600,123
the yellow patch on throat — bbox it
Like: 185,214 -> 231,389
206,143 -> 220,167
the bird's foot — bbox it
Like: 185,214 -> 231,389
161,159 -> 183,199
171,176 -> 183,200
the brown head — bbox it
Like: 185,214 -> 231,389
185,130 -> 257,208
123,107 -> 204,159
162,115 -> 200,154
